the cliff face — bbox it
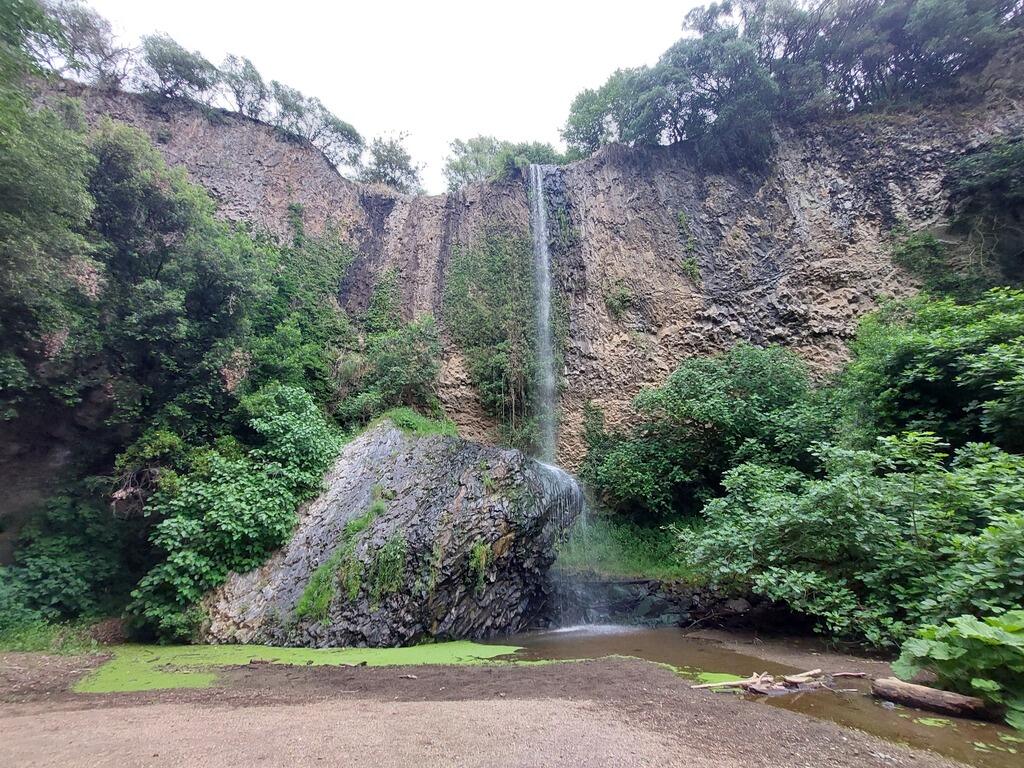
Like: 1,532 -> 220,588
61,81 -> 1024,466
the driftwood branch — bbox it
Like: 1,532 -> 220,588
692,668 -> 868,697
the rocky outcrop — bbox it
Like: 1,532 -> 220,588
203,422 -> 584,647
56,80 -> 1024,466
550,576 -> 765,629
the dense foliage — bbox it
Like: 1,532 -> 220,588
443,227 -> 541,449
894,611 -> 1024,730
583,344 -> 832,520
130,385 -> 340,640
843,288 -> 1024,453
0,4 -> 444,643
681,433 -> 1024,646
564,0 -> 1021,168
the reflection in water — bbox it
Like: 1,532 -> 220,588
495,626 -> 1020,768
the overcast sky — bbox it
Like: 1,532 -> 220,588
87,0 -> 697,194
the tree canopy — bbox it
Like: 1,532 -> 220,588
564,0 -> 1021,168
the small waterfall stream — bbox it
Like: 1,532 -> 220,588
528,164 -> 558,463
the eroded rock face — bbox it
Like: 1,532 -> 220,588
55,78 -> 1024,467
202,423 -> 583,647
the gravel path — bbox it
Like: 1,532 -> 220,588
1,653 -> 965,768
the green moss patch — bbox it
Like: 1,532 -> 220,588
75,640 -> 522,694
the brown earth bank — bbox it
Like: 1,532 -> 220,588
0,652 -> 963,768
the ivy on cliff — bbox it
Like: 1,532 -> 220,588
443,227 -> 540,450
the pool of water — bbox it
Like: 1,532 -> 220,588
493,625 -> 1021,768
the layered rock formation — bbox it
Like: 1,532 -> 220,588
57,79 -> 1024,466
203,422 -> 584,647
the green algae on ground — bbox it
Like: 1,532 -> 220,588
75,640 -> 521,694
915,717 -> 955,728
693,671 -> 746,686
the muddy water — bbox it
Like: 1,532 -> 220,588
495,625 -> 1021,768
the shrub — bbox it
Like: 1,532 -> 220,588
894,611 -> 1024,731
586,343 -> 833,520
129,385 -> 340,641
843,288 -> 1024,452
681,434 -> 1024,646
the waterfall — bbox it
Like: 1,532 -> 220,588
528,166 -> 595,628
528,164 -> 557,463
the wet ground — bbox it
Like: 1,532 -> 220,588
495,624 -> 1021,768
1,627 -> 1019,768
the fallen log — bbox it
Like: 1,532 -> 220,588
871,678 -> 990,718
831,672 -> 867,679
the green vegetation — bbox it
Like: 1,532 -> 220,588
0,617 -> 98,654
369,532 -> 408,606
129,385 -> 341,640
375,406 -> 458,438
682,433 -> 1024,646
357,133 -> 424,194
556,518 -> 692,582
469,541 -> 490,594
75,641 -> 523,693
604,281 -> 635,321
894,611 -> 1024,730
443,135 -> 569,191
0,4 -> 445,644
444,227 -> 543,450
564,0 -> 1018,169
295,548 -> 345,624
681,257 -> 700,284
583,344 -> 829,521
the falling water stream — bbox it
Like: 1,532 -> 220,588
528,164 -> 558,464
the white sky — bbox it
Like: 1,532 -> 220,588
86,0 -> 697,193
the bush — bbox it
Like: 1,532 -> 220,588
843,288 -> 1024,452
585,344 -> 833,520
681,434 -> 1024,646
894,611 -> 1024,731
129,385 -> 340,641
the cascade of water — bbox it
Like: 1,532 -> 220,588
528,166 -> 597,627
528,164 -> 557,463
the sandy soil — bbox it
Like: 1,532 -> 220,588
0,652 -> 966,768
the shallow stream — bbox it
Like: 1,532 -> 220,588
495,625 -> 1021,768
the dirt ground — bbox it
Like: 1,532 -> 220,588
0,649 -> 968,768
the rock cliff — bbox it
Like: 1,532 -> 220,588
58,79 -> 1024,466
203,422 -> 584,646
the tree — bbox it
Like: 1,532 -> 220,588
268,80 -> 363,169
219,54 -> 267,119
443,135 -> 503,191
136,33 -> 217,100
1,0 -> 61,82
33,1 -> 134,88
443,136 -> 567,191
563,0 -> 1020,166
358,133 -> 423,194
